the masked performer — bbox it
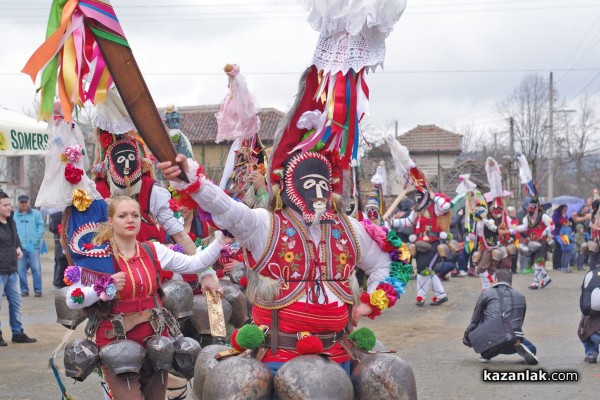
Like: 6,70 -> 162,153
365,162 -> 387,225
157,8 -> 412,378
514,155 -> 553,289
387,137 -> 453,306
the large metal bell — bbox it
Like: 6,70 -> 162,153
190,294 -> 233,334
192,344 -> 232,399
64,338 -> 99,382
274,355 -> 354,400
161,279 -> 193,321
55,287 -> 87,329
99,339 -> 146,379
202,356 -> 272,400
172,336 -> 201,380
145,335 -> 175,372
351,353 -> 417,400
222,284 -> 249,328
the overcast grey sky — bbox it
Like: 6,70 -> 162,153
1,0 -> 600,143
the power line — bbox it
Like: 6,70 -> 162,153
2,68 -> 600,77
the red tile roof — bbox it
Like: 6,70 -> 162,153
157,105 -> 285,144
398,124 -> 462,154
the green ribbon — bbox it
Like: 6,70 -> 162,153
386,229 -> 403,248
39,0 -> 68,121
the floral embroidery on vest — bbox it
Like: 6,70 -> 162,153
253,209 -> 359,309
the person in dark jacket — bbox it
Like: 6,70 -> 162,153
0,191 -> 36,346
49,211 -> 68,290
463,270 -> 538,364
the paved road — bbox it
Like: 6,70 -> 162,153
1,256 -> 599,399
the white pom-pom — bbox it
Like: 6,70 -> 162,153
409,234 -> 417,243
439,232 -> 448,240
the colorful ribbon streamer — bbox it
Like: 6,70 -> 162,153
22,0 -> 128,122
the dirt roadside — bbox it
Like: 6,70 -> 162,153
1,256 -> 598,399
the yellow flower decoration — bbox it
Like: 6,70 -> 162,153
370,289 -> 389,311
59,153 -> 68,163
72,189 -> 92,211
399,244 -> 411,262
339,253 -> 347,265
284,252 -> 294,263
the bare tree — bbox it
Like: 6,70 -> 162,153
556,95 -> 600,193
497,74 -> 550,181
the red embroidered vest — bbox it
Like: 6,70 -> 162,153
528,223 -> 547,241
414,204 -> 443,240
252,209 -> 360,309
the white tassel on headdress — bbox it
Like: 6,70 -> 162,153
516,154 -> 532,184
485,157 -> 504,199
385,136 -> 415,185
370,161 -> 387,196
455,174 -> 477,195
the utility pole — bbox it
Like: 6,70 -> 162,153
548,72 -> 554,201
509,117 -> 515,206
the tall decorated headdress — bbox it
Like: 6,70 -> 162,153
215,64 -> 268,209
365,161 -> 387,225
455,174 -> 486,224
385,136 -> 432,211
484,157 -> 507,217
268,1 -> 407,223
516,154 -> 539,204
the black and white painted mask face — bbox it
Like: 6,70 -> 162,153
106,139 -> 142,189
282,152 -> 335,224
413,188 -> 430,212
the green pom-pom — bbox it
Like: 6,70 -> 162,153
348,327 -> 376,352
235,324 -> 266,350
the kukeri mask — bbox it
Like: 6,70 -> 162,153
281,152 -> 335,224
106,139 -> 142,189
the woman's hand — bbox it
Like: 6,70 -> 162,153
111,272 -> 126,292
352,301 -> 374,327
201,274 -> 223,298
157,154 -> 189,182
222,260 -> 240,274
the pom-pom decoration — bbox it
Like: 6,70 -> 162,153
348,327 -> 377,352
235,324 -> 266,350
70,288 -> 85,304
93,275 -> 116,301
230,329 -> 244,351
296,334 -> 324,355
64,163 -> 84,184
63,265 -> 81,286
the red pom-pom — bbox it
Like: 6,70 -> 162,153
230,329 -> 244,351
216,269 -> 225,279
432,296 -> 438,302
296,335 -> 324,355
416,296 -> 423,302
238,276 -> 248,288
487,274 -> 494,283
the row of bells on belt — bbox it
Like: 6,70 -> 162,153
193,343 -> 418,400
54,278 -> 250,332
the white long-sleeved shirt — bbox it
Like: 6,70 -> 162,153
190,175 -> 391,300
65,238 -> 222,309
150,185 -> 184,236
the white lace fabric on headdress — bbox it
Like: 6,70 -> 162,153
36,119 -> 102,208
299,0 -> 407,73
92,86 -> 136,135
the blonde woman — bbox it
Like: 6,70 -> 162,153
64,196 -> 226,400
